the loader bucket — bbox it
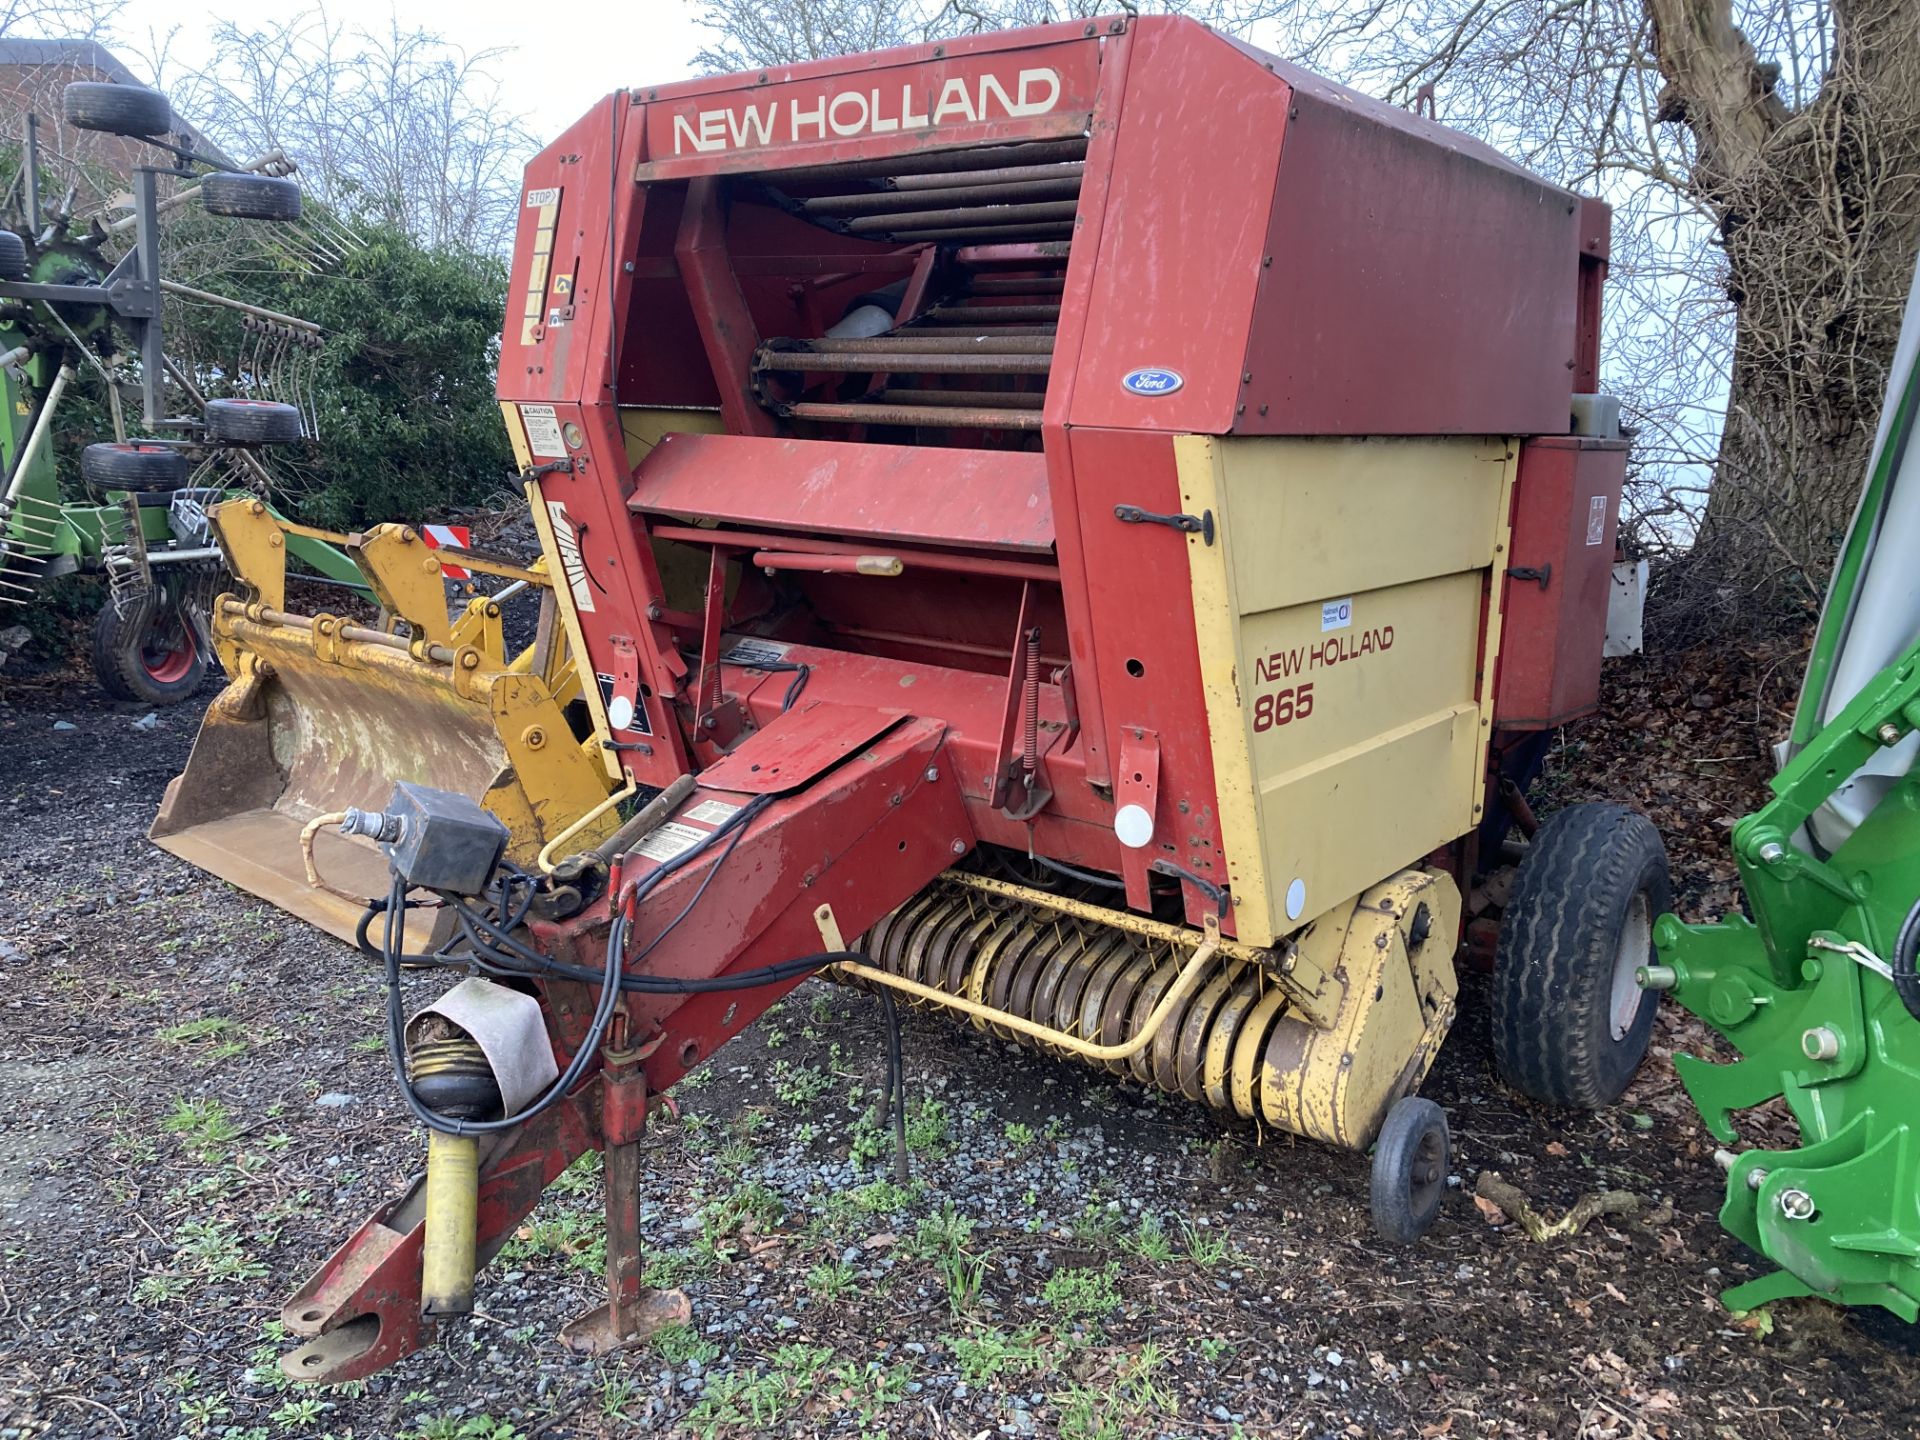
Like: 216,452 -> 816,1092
152,502 -> 617,946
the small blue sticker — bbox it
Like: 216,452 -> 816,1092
1121,367 -> 1184,396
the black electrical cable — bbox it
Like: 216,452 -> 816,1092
386,867 -> 629,1137
356,894 -> 463,968
1151,857 -> 1230,918
1894,897 -> 1920,1023
1026,852 -> 1128,890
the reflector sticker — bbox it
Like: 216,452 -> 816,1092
720,636 -> 791,667
685,799 -> 740,826
1121,368 -> 1184,396
546,498 -> 595,613
634,820 -> 708,863
419,524 -> 471,579
518,188 -> 561,345
520,403 -> 566,458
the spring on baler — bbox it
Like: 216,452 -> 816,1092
842,874 -> 1299,1122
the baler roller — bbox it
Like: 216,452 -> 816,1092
754,347 -> 1052,375
886,223 -> 1076,244
867,389 -> 1045,409
845,876 -> 1297,1121
802,174 -> 1081,215
782,401 -> 1043,431
964,276 -> 1067,296
771,335 -> 1054,355
892,161 -> 1082,192
842,200 -> 1079,235
768,138 -> 1087,184
920,304 -> 1062,325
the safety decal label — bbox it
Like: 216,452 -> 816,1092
545,499 -> 596,613
525,187 -> 560,208
634,820 -> 708,863
595,672 -> 651,734
520,403 -> 566,458
1320,597 -> 1353,633
1586,494 -> 1608,546
684,799 -> 741,826
720,636 -> 791,667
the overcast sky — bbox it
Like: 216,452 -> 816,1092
107,0 -> 710,144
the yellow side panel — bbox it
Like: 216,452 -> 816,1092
1178,436 -> 1517,946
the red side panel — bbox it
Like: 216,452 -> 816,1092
1063,19 -> 1289,435
1062,427 -> 1232,915
630,434 -> 1054,553
1493,437 -> 1628,729
1234,70 -> 1583,437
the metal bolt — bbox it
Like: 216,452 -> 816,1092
1779,1188 -> 1816,1221
459,651 -> 479,670
924,767 -> 939,782
1801,1026 -> 1840,1061
522,726 -> 546,750
1878,722 -> 1902,745
950,839 -> 967,855
1637,964 -> 1678,991
1746,1166 -> 1769,1190
1757,841 -> 1787,864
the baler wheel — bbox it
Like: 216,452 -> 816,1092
1370,1096 -> 1450,1244
1491,802 -> 1671,1108
92,591 -> 207,706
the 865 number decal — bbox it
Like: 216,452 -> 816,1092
1252,682 -> 1314,732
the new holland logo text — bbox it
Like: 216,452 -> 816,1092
671,68 -> 1063,155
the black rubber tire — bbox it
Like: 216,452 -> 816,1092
1492,802 -> 1672,1108
200,172 -> 302,223
1370,1096 -> 1450,1244
91,594 -> 206,706
0,231 -> 25,282
205,398 -> 303,445
80,441 -> 189,493
62,81 -> 172,138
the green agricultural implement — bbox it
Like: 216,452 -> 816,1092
0,79 -> 367,703
1649,257 -> 1920,1322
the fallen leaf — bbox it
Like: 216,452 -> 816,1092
1546,1141 -> 1570,1157
1604,1281 -> 1628,1303
1473,1194 -> 1508,1225
862,1231 -> 896,1250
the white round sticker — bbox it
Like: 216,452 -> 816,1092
607,694 -> 635,730
1285,877 -> 1307,922
1114,803 -> 1154,849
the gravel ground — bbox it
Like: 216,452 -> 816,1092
2,648 -> 1918,1440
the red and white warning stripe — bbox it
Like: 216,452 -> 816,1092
420,524 -> 471,578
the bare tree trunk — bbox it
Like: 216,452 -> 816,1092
1649,0 -> 1920,626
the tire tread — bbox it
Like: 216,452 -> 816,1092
1491,802 -> 1670,1108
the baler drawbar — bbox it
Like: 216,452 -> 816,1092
152,16 -> 1660,1380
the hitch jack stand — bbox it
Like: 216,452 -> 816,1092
560,1012 -> 690,1354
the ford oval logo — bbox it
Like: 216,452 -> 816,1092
1121,367 -> 1184,396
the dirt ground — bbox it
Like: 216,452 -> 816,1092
1,627 -> 1917,1440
